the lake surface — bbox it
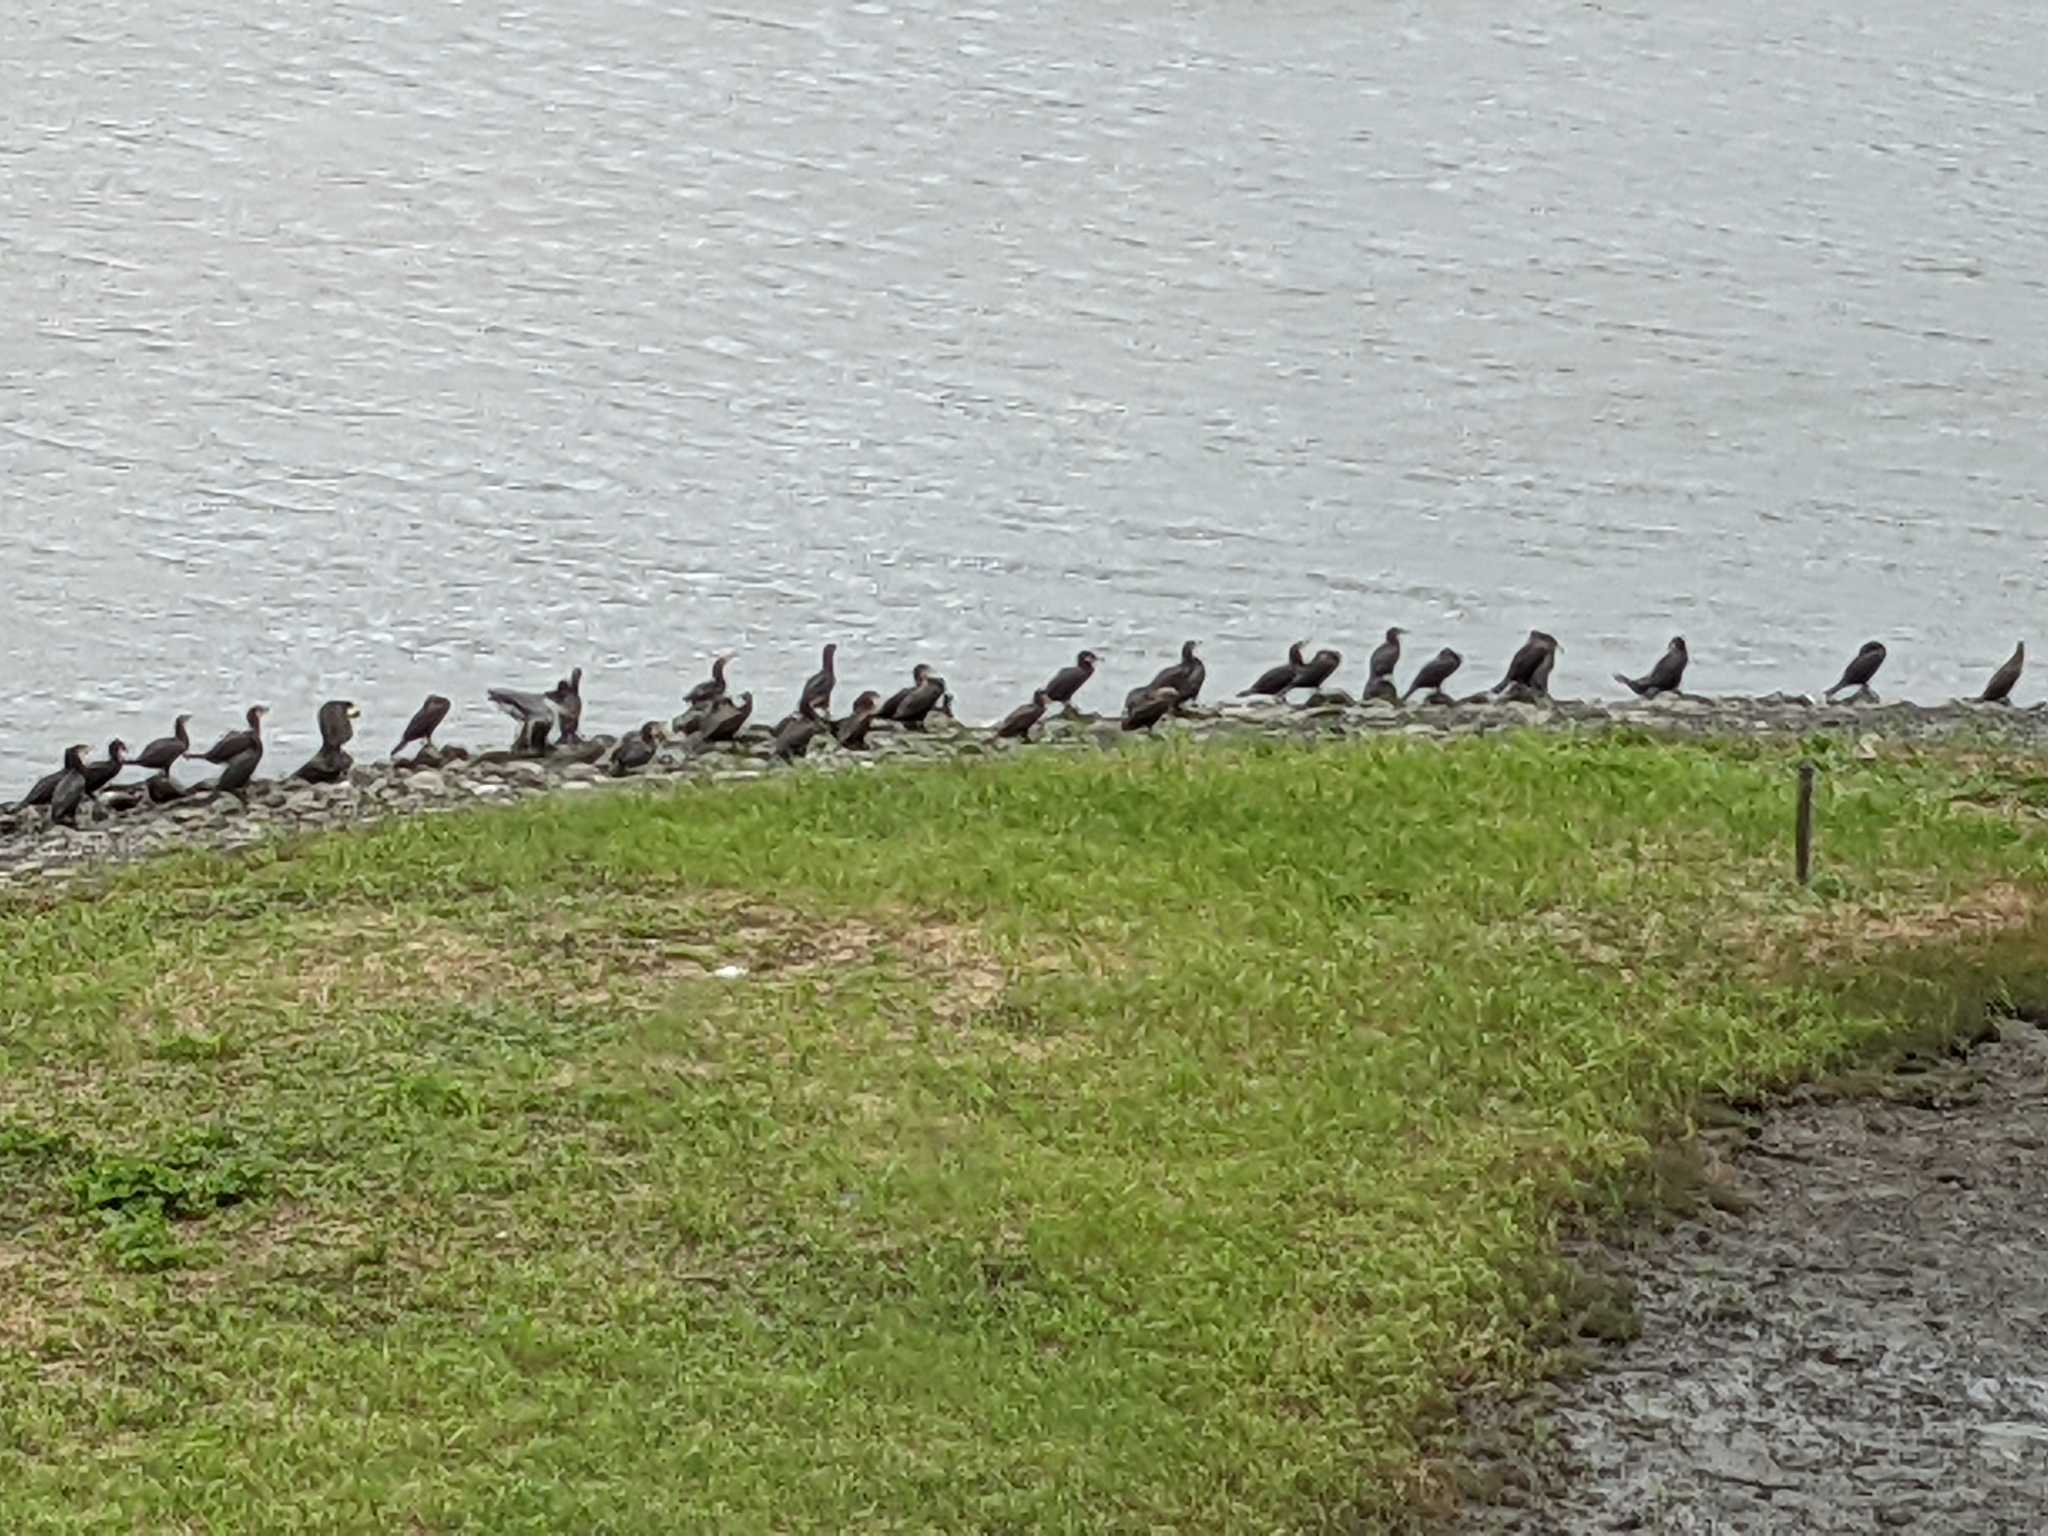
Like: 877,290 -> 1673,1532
4,0 -> 2046,786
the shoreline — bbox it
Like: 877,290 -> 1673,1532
5,691 -> 2047,891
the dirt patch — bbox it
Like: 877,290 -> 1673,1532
122,898 -> 1019,1029
1532,879 -> 2041,986
1453,1020 -> 2048,1534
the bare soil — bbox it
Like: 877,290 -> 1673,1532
1456,1018 -> 2048,1534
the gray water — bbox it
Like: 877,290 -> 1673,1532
4,0 -> 2046,787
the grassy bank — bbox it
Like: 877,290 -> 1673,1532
4,732 -> 2046,1531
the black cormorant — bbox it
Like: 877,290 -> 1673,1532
1403,648 -> 1463,702
1043,650 -> 1101,711
995,689 -> 1051,741
685,655 -> 733,709
1122,685 -> 1181,732
799,644 -> 837,719
203,706 -> 269,764
48,745 -> 92,828
610,722 -> 661,776
1976,642 -> 2024,705
1825,641 -> 1887,702
835,691 -> 882,750
1240,642 -> 1306,698
392,695 -> 451,758
1616,638 -> 1689,698
132,716 -> 193,774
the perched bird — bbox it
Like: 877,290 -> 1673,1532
203,706 -> 269,764
835,691 -> 882,750
1403,647 -> 1464,702
208,747 -> 263,800
80,740 -> 129,800
879,664 -> 936,721
144,772 -> 188,805
1043,650 -> 1101,711
550,667 -> 586,743
799,643 -> 838,719
1367,628 -> 1406,693
1616,637 -> 1689,698
685,655 -> 733,709
9,755 -> 68,814
290,701 -> 360,784
1129,641 -> 1204,713
391,694 -> 451,758
132,715 -> 193,775
1151,640 -> 1206,704
47,745 -> 92,829
1292,647 -> 1342,694
994,689 -> 1051,742
773,700 -> 826,761
1122,685 -> 1182,733
1825,641 -> 1887,702
693,692 -> 754,750
1497,630 -> 1559,695
610,721 -> 661,777
487,686 -> 559,753
1530,632 -> 1560,695
1976,642 -> 2025,705
1240,642 -> 1307,699
886,666 -> 947,730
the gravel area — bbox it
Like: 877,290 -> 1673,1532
1458,1018 -> 2048,1534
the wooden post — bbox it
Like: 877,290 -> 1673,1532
1795,760 -> 1816,886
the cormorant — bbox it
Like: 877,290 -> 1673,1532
1497,630 -> 1557,694
773,700 -> 826,761
1122,685 -> 1181,733
1240,642 -> 1307,698
879,664 -> 935,721
1147,640 -> 1205,704
799,644 -> 838,719
203,706 -> 269,764
1361,628 -> 1405,700
1043,650 -> 1101,712
1616,637 -> 1689,698
290,701 -> 361,784
209,746 -> 263,800
10,748 -> 77,813
685,655 -> 733,709
1403,648 -> 1464,702
1130,642 -> 1203,713
1825,641 -> 1887,702
392,694 -> 451,758
47,745 -> 92,829
1294,646 -> 1342,694
894,669 -> 946,730
551,667 -> 585,743
80,740 -> 129,800
610,721 -> 661,776
835,691 -> 882,750
487,687 -> 558,753
1976,642 -> 2024,705
145,772 -> 188,805
1530,632 -> 1560,696
995,689 -> 1051,741
693,691 -> 754,750
132,716 -> 193,774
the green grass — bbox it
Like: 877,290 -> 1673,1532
4,731 -> 2048,1532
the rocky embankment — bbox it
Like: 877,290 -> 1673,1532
3,691 -> 2045,890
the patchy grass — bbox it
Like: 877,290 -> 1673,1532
3,731 -> 2047,1531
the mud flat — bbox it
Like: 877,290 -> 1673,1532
1458,1019 -> 2048,1535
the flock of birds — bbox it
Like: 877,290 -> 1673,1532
4,627 -> 2027,834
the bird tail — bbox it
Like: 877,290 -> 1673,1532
1613,672 -> 1648,696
